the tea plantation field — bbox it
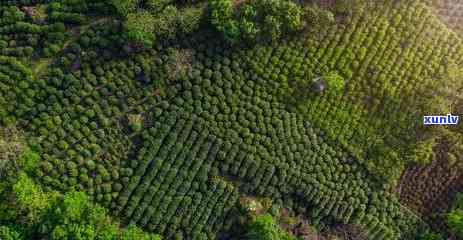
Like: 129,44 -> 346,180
0,0 -> 462,239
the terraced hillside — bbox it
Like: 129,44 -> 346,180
0,0 -> 462,239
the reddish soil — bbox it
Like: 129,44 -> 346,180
430,0 -> 463,34
396,159 -> 463,236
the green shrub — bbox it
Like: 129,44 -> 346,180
407,138 -> 436,165
125,11 -> 156,45
246,214 -> 296,240
447,193 -> 463,237
0,226 -> 22,240
323,72 -> 345,92
417,231 -> 443,240
111,0 -> 139,17
208,0 -> 239,42
145,0 -> 173,14
208,0 -> 304,43
303,4 -> 335,27
13,173 -> 57,223
177,6 -> 204,34
152,5 -> 178,38
86,160 -> 96,170
17,149 -> 40,174
120,224 -> 162,240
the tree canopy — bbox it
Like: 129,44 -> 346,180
246,214 -> 296,240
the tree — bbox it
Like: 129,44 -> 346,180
304,4 -> 335,27
113,0 -> 204,46
128,114 -> 144,132
406,137 -> 436,165
245,0 -> 304,42
246,214 -> 296,240
13,173 -> 57,223
0,226 -> 22,240
323,71 -> 345,92
153,5 -> 178,38
145,0 -> 174,14
0,141 -> 162,240
447,193 -> 463,238
62,190 -> 91,222
177,5 -> 204,34
208,0 -> 239,42
208,0 -> 305,43
120,224 -> 162,240
111,0 -> 139,17
417,231 -> 443,240
125,11 -> 156,45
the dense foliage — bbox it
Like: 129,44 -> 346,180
209,0 -> 305,43
1,176 -> 162,239
0,0 -> 461,239
109,0 -> 204,45
417,232 -> 444,240
0,128 -> 162,240
446,193 -> 463,238
246,214 -> 295,240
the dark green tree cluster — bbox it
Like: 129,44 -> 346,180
1,174 -> 162,240
208,0 -> 304,43
246,214 -> 296,240
111,0 -> 139,16
0,56 -> 37,125
47,1 -> 88,24
0,6 -> 68,58
416,231 -> 443,240
322,71 -> 345,93
446,193 -> 463,238
0,130 -> 161,240
124,10 -> 157,46
109,0 -> 204,46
